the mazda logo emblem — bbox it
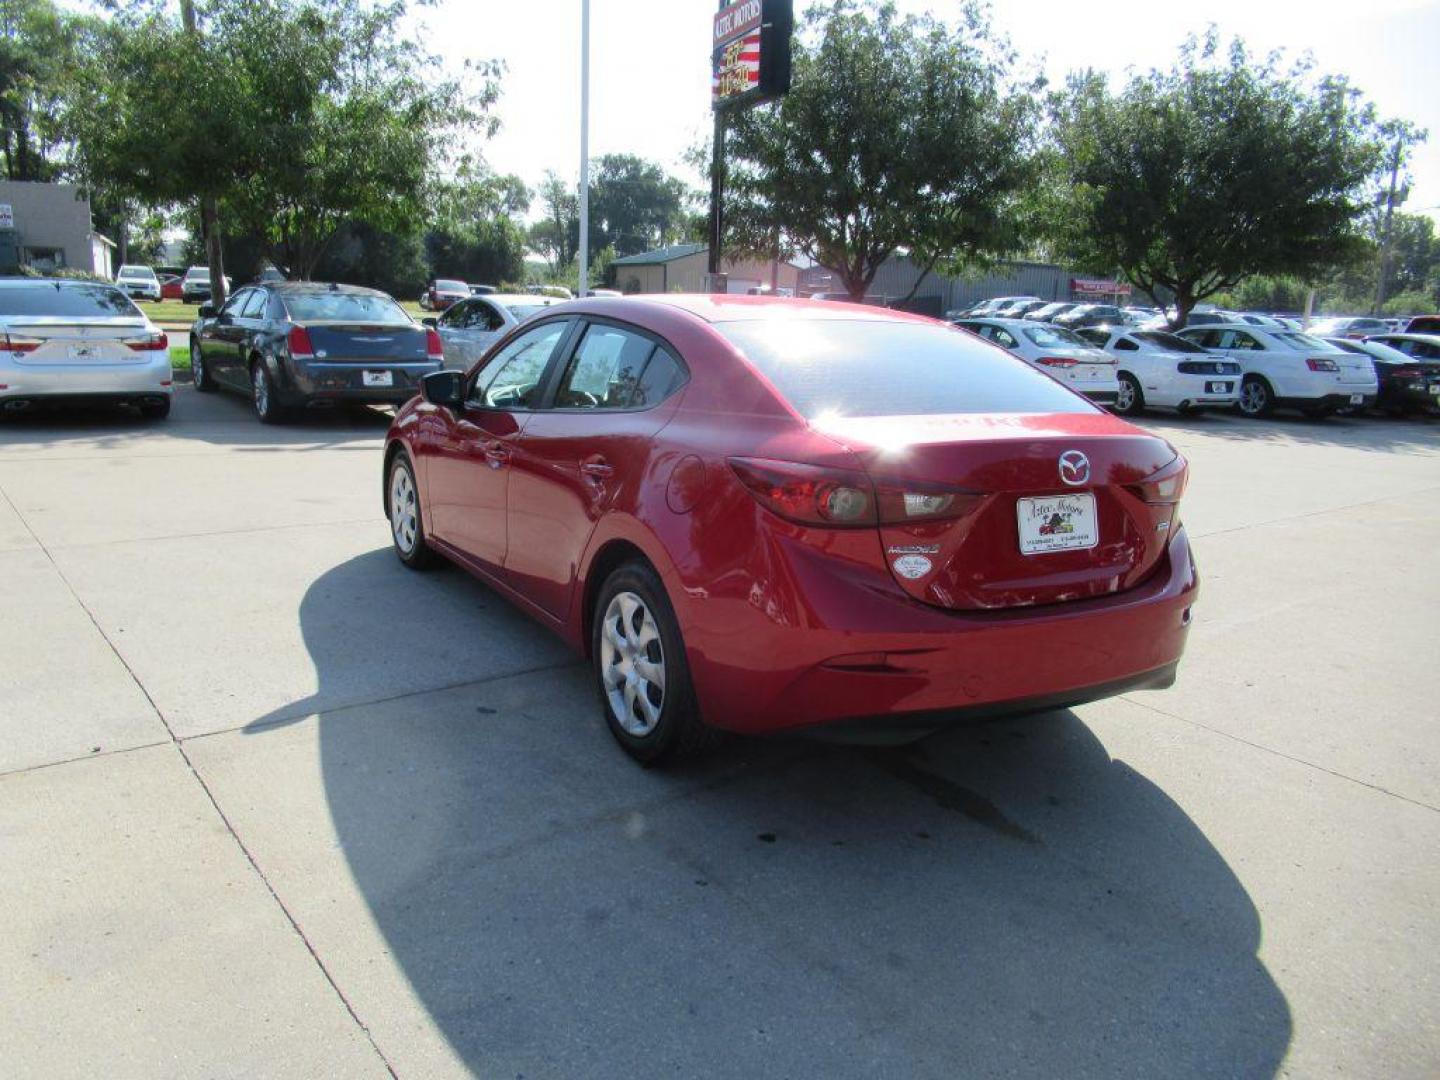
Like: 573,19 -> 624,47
1058,450 -> 1090,486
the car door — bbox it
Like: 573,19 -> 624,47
505,320 -> 690,618
434,299 -> 475,371
419,319 -> 574,570
201,289 -> 253,389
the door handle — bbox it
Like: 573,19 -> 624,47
580,459 -> 614,481
483,441 -> 510,469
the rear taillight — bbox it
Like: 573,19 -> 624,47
1306,357 -> 1339,372
425,327 -> 444,362
1127,455 -> 1189,505
3,333 -> 42,353
123,331 -> 169,351
1392,366 -> 1422,379
729,458 -> 982,528
287,325 -> 315,360
1037,357 -> 1077,369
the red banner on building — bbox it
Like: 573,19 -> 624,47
1071,278 -> 1132,296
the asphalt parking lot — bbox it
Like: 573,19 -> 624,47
1,387 -> 1437,1079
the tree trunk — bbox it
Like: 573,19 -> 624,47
201,197 -> 227,307
1168,290 -> 1195,331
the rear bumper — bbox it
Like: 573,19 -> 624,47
0,356 -> 173,402
1379,381 -> 1440,410
683,524 -> 1199,735
280,360 -> 440,406
1276,391 -> 1377,411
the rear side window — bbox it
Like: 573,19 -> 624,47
239,291 -> 267,318
1113,336 -> 1139,351
0,284 -> 140,317
1135,331 -> 1205,353
715,319 -> 1094,418
554,325 -> 686,410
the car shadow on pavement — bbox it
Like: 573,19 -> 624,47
246,549 -> 1292,1079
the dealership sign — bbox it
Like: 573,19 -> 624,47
1071,278 -> 1132,295
712,0 -> 792,111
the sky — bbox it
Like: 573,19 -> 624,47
420,0 -> 1440,223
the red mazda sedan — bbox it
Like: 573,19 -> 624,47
383,296 -> 1197,764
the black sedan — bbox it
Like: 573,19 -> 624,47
1343,334 -> 1440,415
188,283 -> 443,422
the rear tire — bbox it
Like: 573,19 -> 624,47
191,338 -> 216,391
1114,372 -> 1144,415
139,398 -> 170,420
1237,376 -> 1274,418
250,359 -> 286,424
592,560 -> 719,766
387,451 -> 437,570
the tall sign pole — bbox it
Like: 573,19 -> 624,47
708,0 -> 793,288
578,0 -> 591,297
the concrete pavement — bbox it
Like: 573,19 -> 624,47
1,387 -> 1437,1077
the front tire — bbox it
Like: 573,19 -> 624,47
592,561 -> 718,766
1237,375 -> 1274,418
250,359 -> 286,424
191,338 -> 216,391
1114,372 -> 1144,415
387,451 -> 436,569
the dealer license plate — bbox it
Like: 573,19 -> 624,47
1206,381 -> 1231,394
362,370 -> 393,387
1349,393 -> 1364,405
1017,493 -> 1098,555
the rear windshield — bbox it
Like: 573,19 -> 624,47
505,303 -> 552,320
434,279 -> 466,291
119,267 -> 155,280
1023,325 -> 1090,348
1134,331 -> 1206,353
284,292 -> 410,324
0,284 -> 141,318
715,319 -> 1094,418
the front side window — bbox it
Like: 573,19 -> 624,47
1135,331 -> 1205,353
470,321 -> 570,409
1113,336 -> 1139,351
220,290 -> 252,317
439,300 -> 471,329
1218,330 -> 1263,351
468,301 -> 505,332
238,291 -> 267,319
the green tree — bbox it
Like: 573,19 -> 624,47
528,170 -> 579,277
587,154 -> 689,257
1044,31 -> 1383,329
724,0 -> 1038,300
0,0 -> 83,180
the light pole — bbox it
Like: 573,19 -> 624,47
577,0 -> 591,297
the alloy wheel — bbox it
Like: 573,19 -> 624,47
1239,379 -> 1268,416
191,340 -> 204,388
1116,377 -> 1136,412
252,364 -> 269,418
389,464 -> 418,554
600,591 -> 666,736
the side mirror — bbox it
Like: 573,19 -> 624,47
421,370 -> 464,409
421,316 -> 437,328
199,303 -> 217,318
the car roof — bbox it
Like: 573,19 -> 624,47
1372,332 -> 1440,343
0,277 -> 123,289
268,282 -> 391,299
572,294 -> 940,326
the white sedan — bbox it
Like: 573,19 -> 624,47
1076,328 -> 1240,415
1,278 -> 172,419
1176,324 -> 1377,418
427,293 -> 567,371
954,317 -> 1120,404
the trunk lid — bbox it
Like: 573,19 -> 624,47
301,322 -> 430,364
812,411 -> 1180,610
5,317 -> 154,365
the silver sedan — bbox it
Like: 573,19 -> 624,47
426,293 -> 566,371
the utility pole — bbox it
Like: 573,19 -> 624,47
1372,134 -> 1404,316
577,0 -> 590,297
180,0 -> 227,307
